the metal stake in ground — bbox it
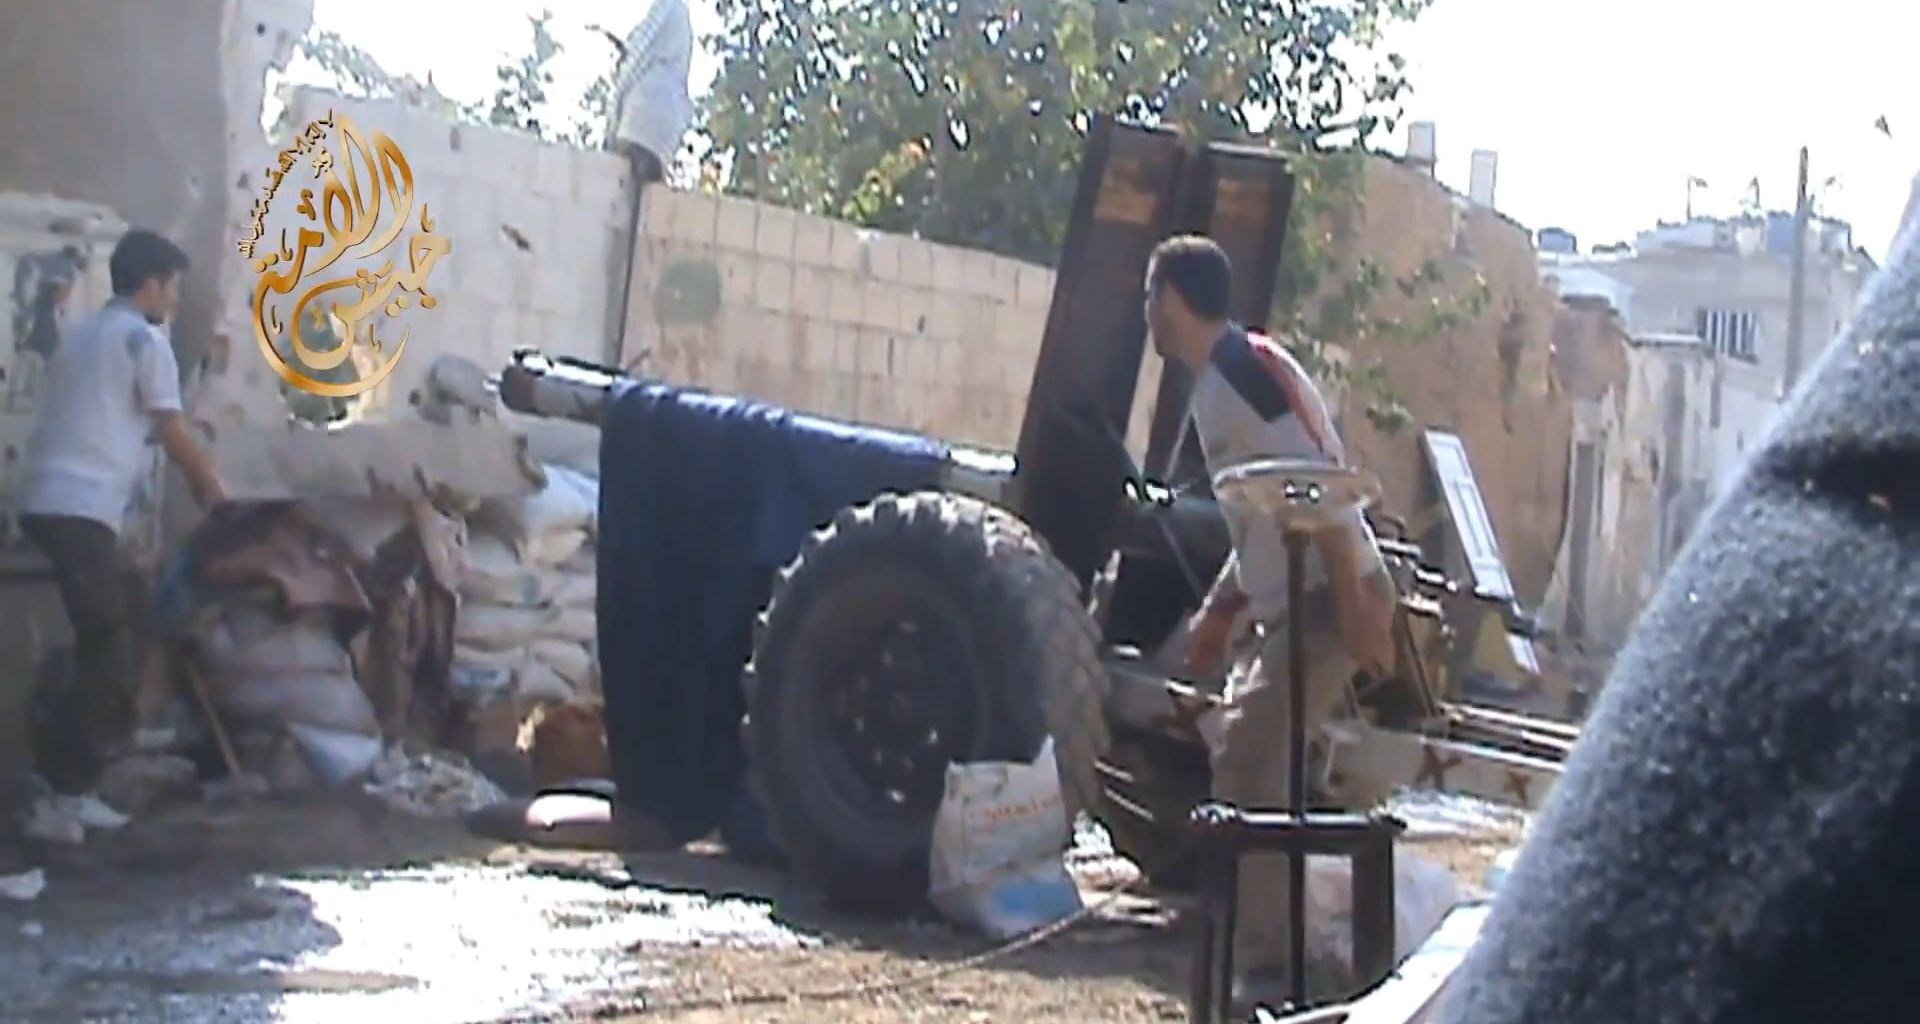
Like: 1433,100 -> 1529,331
1210,458 -> 1384,1013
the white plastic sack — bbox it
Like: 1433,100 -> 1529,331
485,465 -> 598,545
1305,849 -> 1461,975
286,723 -> 384,784
201,611 -> 379,736
542,606 -> 597,644
521,527 -> 589,568
928,738 -> 1083,939
460,533 -> 550,606
529,638 -> 595,691
515,658 -> 574,703
456,603 -> 558,651
550,572 -> 596,609
450,659 -> 516,701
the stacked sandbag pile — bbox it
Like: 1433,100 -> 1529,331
451,463 -> 602,709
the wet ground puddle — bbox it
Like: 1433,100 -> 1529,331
5,862 -> 814,1024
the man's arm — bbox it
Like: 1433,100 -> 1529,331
133,327 -> 224,509
155,413 -> 224,509
1200,551 -> 1249,620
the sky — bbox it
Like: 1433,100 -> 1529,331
294,0 -> 1920,262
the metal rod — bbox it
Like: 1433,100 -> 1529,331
1285,527 -> 1310,1008
1784,145 -> 1811,392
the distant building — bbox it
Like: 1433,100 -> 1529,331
1538,212 -> 1874,392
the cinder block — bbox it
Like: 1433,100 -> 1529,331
753,205 -> 797,261
935,337 -> 968,379
1016,263 -> 1056,308
799,320 -> 836,372
857,329 -> 893,377
991,304 -> 1027,346
715,251 -> 755,306
828,272 -> 863,324
530,259 -> 576,316
790,266 -> 832,318
823,372 -> 860,419
896,241 -> 934,288
931,245 -> 967,293
828,222 -> 868,271
754,258 -> 794,313
701,354 -> 737,392
988,257 -> 1022,304
867,233 -> 904,283
715,195 -> 758,251
860,281 -> 899,331
643,188 -> 712,243
576,152 -> 631,213
889,335 -> 929,381
831,328 -> 862,376
532,142 -> 574,199
792,211 -> 836,267
856,373 -> 895,425
961,251 -> 997,298
898,288 -> 934,336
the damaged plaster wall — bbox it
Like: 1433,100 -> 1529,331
0,0 -> 314,752
0,0 -> 234,369
1328,160 -> 1575,605
1540,327 -> 1779,651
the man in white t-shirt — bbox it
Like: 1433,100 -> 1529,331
1144,234 -> 1398,1009
13,229 -> 226,800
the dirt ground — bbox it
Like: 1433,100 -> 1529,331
1,795 -> 1519,1024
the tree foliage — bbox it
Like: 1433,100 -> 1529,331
295,13 -> 614,147
700,0 -> 1487,428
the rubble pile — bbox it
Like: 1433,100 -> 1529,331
150,497 -> 505,815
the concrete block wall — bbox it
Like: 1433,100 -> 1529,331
619,186 -> 1163,453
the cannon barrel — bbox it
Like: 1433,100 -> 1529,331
496,348 -> 626,426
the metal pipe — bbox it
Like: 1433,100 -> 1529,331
1285,526 -> 1310,1008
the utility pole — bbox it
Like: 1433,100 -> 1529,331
1784,146 -> 1811,393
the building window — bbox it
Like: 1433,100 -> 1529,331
1694,308 -> 1759,362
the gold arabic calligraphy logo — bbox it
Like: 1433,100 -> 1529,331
237,109 -> 451,398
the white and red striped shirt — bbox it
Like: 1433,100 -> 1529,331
1190,326 -> 1385,623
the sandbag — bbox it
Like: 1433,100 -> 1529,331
550,572 -> 596,609
485,465 -> 598,545
286,723 -> 384,783
457,603 -> 558,651
529,639 -> 595,690
218,668 -> 379,736
520,527 -> 588,569
542,606 -> 596,644
199,611 -> 376,736
1305,849 -> 1461,976
200,606 -> 348,677
461,533 -> 550,606
515,658 -> 573,703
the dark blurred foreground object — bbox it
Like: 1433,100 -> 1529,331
1438,228 -> 1920,1024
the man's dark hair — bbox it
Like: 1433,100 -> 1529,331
108,229 -> 190,296
1148,234 -> 1233,320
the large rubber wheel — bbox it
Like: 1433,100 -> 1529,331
744,490 -> 1110,914
1096,730 -> 1211,892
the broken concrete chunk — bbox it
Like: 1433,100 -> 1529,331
0,869 -> 46,902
